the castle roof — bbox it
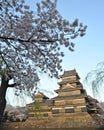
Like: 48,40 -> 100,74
58,79 -> 80,85
52,93 -> 87,100
55,86 -> 83,93
35,91 -> 49,99
60,69 -> 80,79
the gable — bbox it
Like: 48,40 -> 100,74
62,83 -> 76,90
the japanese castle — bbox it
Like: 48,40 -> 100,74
27,69 -> 98,118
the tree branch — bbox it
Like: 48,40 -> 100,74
0,36 -> 57,43
0,51 -> 11,71
8,83 -> 17,88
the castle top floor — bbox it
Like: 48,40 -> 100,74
60,69 -> 80,81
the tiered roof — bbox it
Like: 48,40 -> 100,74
60,69 -> 80,79
58,69 -> 81,85
35,92 -> 49,100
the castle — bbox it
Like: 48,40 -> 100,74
26,69 -> 104,128
27,69 -> 99,117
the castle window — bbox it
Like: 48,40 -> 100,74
81,107 -> 87,112
52,109 -> 59,114
28,114 -> 34,117
65,108 -> 74,113
43,113 -> 48,117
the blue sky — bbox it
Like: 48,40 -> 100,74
26,0 -> 104,79
7,0 -> 104,106
34,0 -> 104,101
58,0 -> 104,74
56,0 -> 104,101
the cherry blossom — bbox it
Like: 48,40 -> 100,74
0,0 -> 87,96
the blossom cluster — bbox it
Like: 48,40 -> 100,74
0,0 -> 87,96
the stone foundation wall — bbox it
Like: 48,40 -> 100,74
1,112 -> 104,129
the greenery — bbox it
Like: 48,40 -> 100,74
85,62 -> 104,97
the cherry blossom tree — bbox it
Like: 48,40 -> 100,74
0,0 -> 87,122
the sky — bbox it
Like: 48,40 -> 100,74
56,0 -> 104,100
7,0 -> 104,106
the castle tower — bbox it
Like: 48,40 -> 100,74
52,69 -> 88,114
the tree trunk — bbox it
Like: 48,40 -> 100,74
0,74 -> 16,124
0,75 -> 9,124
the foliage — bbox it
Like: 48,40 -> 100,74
85,62 -> 104,96
0,0 -> 87,97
